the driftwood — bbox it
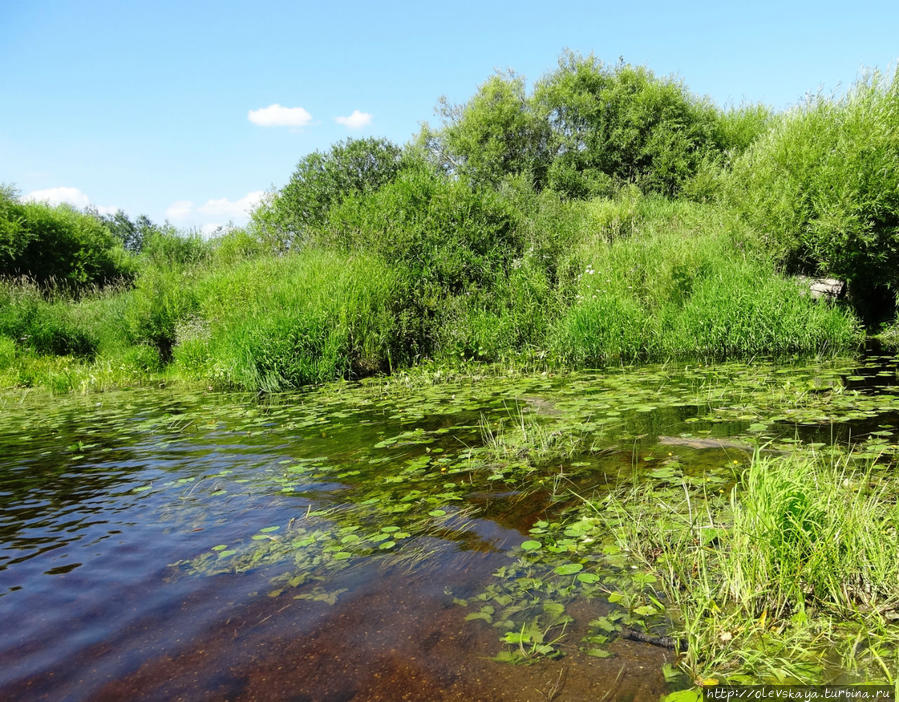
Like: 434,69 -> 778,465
620,627 -> 682,649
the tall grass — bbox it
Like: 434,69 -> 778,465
600,451 -> 899,683
0,278 -> 164,392
0,280 -> 99,356
173,250 -> 401,391
551,194 -> 861,365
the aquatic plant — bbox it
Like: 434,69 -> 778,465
598,450 -> 899,684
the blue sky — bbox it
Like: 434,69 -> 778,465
2,0 -> 897,232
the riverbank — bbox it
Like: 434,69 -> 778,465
4,58 -> 896,395
0,193 -> 863,395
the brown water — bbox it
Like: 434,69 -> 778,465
1,354 -> 897,700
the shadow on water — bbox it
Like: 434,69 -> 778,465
1,350 -> 898,699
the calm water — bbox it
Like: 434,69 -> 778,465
1,354 -> 897,700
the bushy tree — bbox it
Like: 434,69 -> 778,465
254,137 -> 405,242
0,189 -> 132,290
93,209 -> 161,253
534,52 -> 722,198
434,72 -> 551,188
325,166 -> 521,356
726,69 -> 899,322
327,166 -> 519,293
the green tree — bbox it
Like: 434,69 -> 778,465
254,137 -> 405,242
534,52 -> 722,198
726,69 -> 899,323
0,190 -> 132,290
434,72 -> 551,188
92,209 -> 161,253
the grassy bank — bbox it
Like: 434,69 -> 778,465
0,192 -> 861,393
598,450 -> 899,686
4,54 -> 896,393
551,195 -> 858,364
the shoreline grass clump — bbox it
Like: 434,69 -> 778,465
599,451 -> 899,685
172,250 -> 402,391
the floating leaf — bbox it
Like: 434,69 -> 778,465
553,563 -> 583,575
662,663 -> 682,683
662,691 -> 702,702
465,611 -> 493,623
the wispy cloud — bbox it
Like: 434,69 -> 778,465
248,104 -> 313,127
23,186 -> 117,214
335,109 -> 372,129
197,191 -> 265,219
164,200 -> 194,221
165,191 -> 265,233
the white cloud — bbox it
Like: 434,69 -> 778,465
198,191 -> 265,219
165,200 -> 194,221
23,186 -> 117,215
335,109 -> 372,129
165,191 -> 265,234
24,186 -> 91,209
248,104 -> 313,127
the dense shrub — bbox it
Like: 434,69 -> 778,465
726,70 -> 899,322
209,227 -> 268,265
714,104 -> 774,156
124,268 -> 199,360
141,228 -> 210,268
326,167 -> 520,292
433,260 -> 556,363
0,190 -> 132,290
323,168 -> 522,357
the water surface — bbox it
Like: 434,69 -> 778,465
2,354 -> 897,700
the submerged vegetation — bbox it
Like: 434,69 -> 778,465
7,354 -> 898,693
